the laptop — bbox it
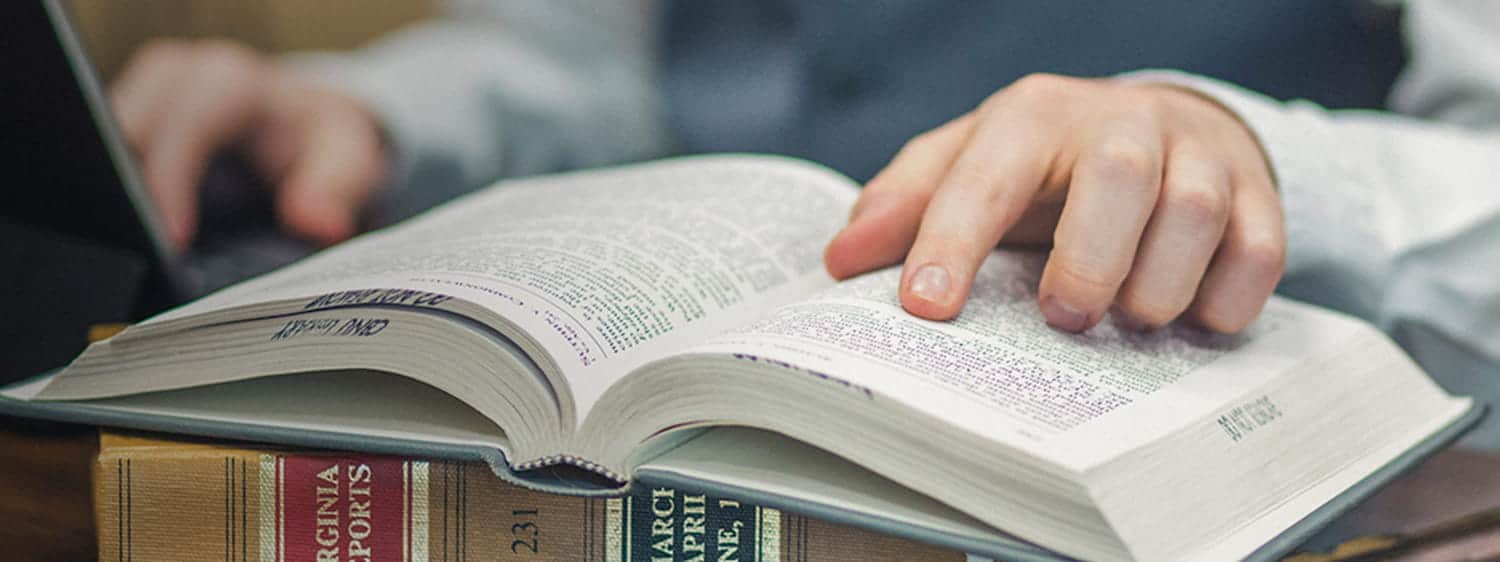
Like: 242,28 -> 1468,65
0,0 -> 314,382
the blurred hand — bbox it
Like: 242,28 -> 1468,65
110,39 -> 387,250
824,74 -> 1284,333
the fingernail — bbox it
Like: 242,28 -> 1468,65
1042,296 -> 1089,332
908,264 -> 951,304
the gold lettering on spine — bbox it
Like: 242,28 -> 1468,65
347,463 -> 374,561
606,498 -> 625,562
259,455 -> 276,562
651,487 -> 675,559
757,508 -> 781,562
314,463 -> 340,561
682,494 -> 707,558
410,462 -> 429,562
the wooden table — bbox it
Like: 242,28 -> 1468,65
0,416 -> 95,562
1,413 -> 1497,562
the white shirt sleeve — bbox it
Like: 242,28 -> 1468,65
288,0 -> 669,222
1122,0 -> 1500,365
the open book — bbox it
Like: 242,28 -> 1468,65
1,155 -> 1479,561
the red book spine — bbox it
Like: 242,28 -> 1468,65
279,455 -> 410,562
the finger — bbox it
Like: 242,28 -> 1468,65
999,200 -> 1065,246
1038,124 -> 1165,332
1114,143 -> 1231,328
138,45 -> 269,248
109,40 -> 191,150
275,98 -> 387,246
1188,173 -> 1285,333
898,103 -> 1061,320
824,114 -> 975,279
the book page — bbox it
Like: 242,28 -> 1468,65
144,156 -> 856,420
690,251 -> 1361,468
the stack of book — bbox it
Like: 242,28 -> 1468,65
96,431 -> 958,561
2,156 -> 1484,561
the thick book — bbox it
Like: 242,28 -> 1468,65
95,430 -> 960,561
0,155 -> 1483,561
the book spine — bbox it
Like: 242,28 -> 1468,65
95,449 -> 962,561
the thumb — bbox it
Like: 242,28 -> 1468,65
275,99 -> 386,246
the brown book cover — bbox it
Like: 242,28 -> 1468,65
94,430 -> 964,561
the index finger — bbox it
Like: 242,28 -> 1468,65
824,114 -> 975,280
897,100 -> 1061,320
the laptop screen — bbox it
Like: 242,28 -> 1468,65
0,0 -> 183,303
0,0 -> 185,381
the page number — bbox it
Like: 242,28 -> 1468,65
511,509 -> 540,554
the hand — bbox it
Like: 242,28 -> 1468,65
110,39 -> 388,250
823,73 -> 1284,333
